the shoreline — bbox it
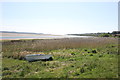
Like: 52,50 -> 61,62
0,35 -> 94,41
0,37 -> 64,41
0,37 -> 94,41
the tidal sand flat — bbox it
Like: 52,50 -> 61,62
1,37 -> 119,78
0,32 -> 66,40
0,32 -> 92,40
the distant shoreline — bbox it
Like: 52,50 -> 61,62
0,32 -> 94,40
0,32 -> 62,37
0,36 -> 92,40
0,32 -> 65,40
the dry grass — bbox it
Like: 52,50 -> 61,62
2,37 -> 118,59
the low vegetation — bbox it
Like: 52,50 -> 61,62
1,37 -> 119,78
99,33 -> 112,37
68,31 -> 120,38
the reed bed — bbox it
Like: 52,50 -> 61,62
2,37 -> 118,59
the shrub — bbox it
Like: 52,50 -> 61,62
2,71 -> 12,76
84,49 -> 87,51
99,33 -> 111,37
80,67 -> 85,73
99,54 -> 103,57
3,67 -> 9,71
71,52 -> 75,55
92,49 -> 97,53
89,53 -> 93,56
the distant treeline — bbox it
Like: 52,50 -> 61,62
67,31 -> 120,37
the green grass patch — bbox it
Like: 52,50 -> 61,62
2,38 -> 119,78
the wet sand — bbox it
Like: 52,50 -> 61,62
0,33 -> 64,40
0,33 -> 62,37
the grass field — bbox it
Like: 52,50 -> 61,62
1,37 -> 119,78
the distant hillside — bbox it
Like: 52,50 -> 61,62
0,31 -> 43,34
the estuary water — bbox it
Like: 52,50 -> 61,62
0,35 -> 93,40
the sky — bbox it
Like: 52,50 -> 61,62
0,1 -> 118,34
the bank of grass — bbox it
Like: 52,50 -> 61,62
1,37 -> 119,78
2,37 -> 117,59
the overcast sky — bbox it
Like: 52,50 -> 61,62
0,1 -> 118,34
